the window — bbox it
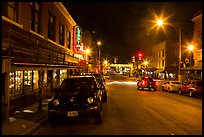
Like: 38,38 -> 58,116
48,12 -> 55,41
33,71 -> 39,90
53,70 -> 58,88
15,71 -> 23,95
59,24 -> 65,46
162,60 -> 164,67
30,2 -> 41,34
9,71 -> 23,98
60,70 -> 67,85
162,49 -> 164,57
2,2 -> 18,22
67,31 -> 71,49
24,71 -> 33,92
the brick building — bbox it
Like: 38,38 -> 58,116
2,2 -> 87,122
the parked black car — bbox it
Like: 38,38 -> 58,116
48,76 -> 103,125
87,73 -> 107,102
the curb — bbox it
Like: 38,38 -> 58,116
20,116 -> 48,135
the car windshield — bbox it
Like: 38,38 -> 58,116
93,74 -> 102,79
172,82 -> 181,84
60,78 -> 97,93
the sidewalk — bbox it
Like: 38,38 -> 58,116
2,99 -> 50,135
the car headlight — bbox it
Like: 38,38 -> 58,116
53,99 -> 59,106
87,97 -> 94,104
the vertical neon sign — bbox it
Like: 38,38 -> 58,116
74,26 -> 84,54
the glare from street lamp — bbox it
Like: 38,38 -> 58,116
144,61 -> 148,66
97,41 -> 101,46
157,19 -> 163,26
86,49 -> 90,54
188,45 -> 194,51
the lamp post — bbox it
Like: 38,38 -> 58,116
85,48 -> 90,73
97,41 -> 102,72
156,19 -> 182,82
188,44 -> 194,80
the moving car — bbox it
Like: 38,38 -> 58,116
177,80 -> 202,97
48,76 -> 103,125
161,81 -> 181,92
137,76 -> 159,91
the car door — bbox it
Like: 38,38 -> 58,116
165,82 -> 170,90
183,82 -> 190,93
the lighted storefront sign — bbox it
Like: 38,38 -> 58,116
73,26 -> 85,55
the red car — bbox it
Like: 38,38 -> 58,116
178,80 -> 202,97
137,76 -> 159,91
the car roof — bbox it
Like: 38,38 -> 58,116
168,81 -> 181,83
69,75 -> 94,79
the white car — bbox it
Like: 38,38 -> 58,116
162,81 -> 182,92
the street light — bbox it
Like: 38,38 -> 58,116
97,41 -> 102,72
85,48 -> 91,73
188,44 -> 194,80
156,19 -> 182,82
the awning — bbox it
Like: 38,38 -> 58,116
154,70 -> 165,74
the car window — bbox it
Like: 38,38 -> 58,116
148,78 -> 153,82
172,82 -> 181,84
60,78 -> 97,92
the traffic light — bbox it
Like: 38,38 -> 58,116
138,53 -> 142,60
136,51 -> 144,60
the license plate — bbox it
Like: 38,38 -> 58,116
67,111 -> 78,117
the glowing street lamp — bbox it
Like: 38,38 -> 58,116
188,44 -> 194,79
157,19 -> 163,26
156,18 -> 182,82
97,41 -> 102,71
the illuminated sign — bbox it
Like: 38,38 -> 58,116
73,26 -> 84,54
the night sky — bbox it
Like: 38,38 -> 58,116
63,1 -> 202,63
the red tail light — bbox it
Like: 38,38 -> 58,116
155,81 -> 159,86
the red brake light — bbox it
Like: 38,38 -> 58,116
155,81 -> 158,86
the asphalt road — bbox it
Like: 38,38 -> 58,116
32,77 -> 202,135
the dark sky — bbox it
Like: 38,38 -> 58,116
63,1 -> 202,63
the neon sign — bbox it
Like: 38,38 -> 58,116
73,26 -> 84,54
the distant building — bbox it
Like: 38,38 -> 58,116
151,40 -> 179,80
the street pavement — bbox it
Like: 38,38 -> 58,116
2,99 -> 50,135
2,76 -> 165,135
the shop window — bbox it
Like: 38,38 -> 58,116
9,72 -> 15,98
15,71 -> 23,96
33,70 -> 39,90
24,71 -> 33,92
53,70 -> 57,88
43,70 -> 48,87
60,69 -> 67,84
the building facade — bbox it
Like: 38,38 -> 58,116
151,40 -> 181,80
181,11 -> 202,80
2,2 -> 86,122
